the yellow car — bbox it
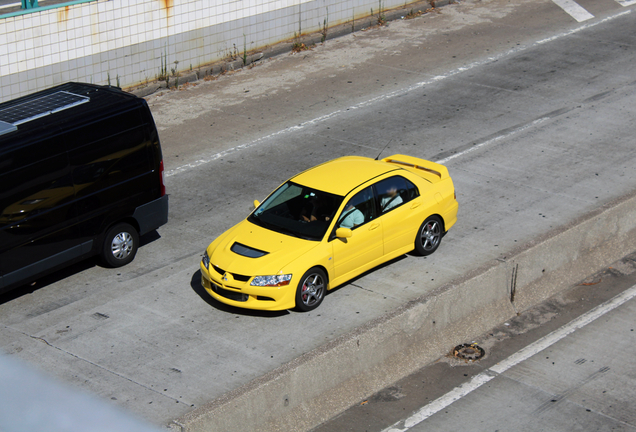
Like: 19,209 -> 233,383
200,154 -> 458,312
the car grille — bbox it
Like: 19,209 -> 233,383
211,283 -> 248,302
212,264 -> 251,282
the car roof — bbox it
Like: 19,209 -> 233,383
291,156 -> 400,196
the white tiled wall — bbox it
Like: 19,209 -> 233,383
0,0 -> 414,102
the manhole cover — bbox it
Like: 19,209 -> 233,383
453,343 -> 485,361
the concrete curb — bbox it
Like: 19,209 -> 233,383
171,189 -> 636,432
131,0 -> 450,98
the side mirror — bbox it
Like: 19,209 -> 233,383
253,200 -> 260,209
335,227 -> 352,239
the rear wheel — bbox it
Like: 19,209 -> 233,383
414,216 -> 443,256
101,223 -> 139,267
295,267 -> 326,312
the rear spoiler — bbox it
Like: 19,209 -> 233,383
381,154 -> 449,181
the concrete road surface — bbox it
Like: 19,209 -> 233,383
1,0 -> 635,429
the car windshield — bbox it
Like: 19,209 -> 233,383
248,182 -> 344,241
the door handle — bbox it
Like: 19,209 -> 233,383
368,222 -> 380,230
410,201 -> 422,209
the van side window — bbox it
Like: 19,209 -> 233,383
0,140 -> 73,226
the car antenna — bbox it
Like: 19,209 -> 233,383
375,139 -> 393,160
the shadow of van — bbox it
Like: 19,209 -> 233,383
0,230 -> 162,305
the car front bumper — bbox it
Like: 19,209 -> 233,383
199,261 -> 296,311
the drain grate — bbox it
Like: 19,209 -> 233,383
453,343 -> 485,361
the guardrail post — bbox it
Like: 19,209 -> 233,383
21,0 -> 38,9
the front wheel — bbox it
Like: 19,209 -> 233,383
414,216 -> 443,256
295,267 -> 327,312
101,223 -> 139,267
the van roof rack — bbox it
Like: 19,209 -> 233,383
0,91 -> 90,137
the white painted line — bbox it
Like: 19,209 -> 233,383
165,10 -> 631,178
551,0 -> 594,22
401,373 -> 496,429
381,283 -> 636,432
533,10 -> 629,45
435,117 -> 549,165
0,2 -> 20,9
617,0 -> 636,6
491,285 -> 636,373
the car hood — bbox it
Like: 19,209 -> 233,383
208,220 -> 318,276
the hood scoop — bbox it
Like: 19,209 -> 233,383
231,242 -> 269,258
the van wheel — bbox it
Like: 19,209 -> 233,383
102,223 -> 139,267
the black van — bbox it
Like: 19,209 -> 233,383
0,83 -> 168,294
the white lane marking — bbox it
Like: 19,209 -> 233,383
435,117 -> 549,165
551,0 -> 594,22
165,10 -> 631,178
617,0 -> 636,6
381,284 -> 636,432
401,373 -> 496,429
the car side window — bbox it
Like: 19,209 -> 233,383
375,176 -> 419,214
337,186 -> 375,230
404,177 -> 420,201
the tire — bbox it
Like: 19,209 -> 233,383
414,216 -> 443,256
295,267 -> 327,312
101,223 -> 139,268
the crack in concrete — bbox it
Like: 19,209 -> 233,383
15,329 -> 193,407
349,283 -> 402,301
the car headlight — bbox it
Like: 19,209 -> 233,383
202,250 -> 210,270
250,274 -> 292,287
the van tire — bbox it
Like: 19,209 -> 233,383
101,223 -> 139,267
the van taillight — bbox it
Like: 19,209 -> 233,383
159,160 -> 166,196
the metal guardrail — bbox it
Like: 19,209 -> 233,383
0,0 -> 96,19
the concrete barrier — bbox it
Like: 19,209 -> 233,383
171,189 -> 636,432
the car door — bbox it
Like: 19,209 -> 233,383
374,176 -> 423,256
331,186 -> 383,282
